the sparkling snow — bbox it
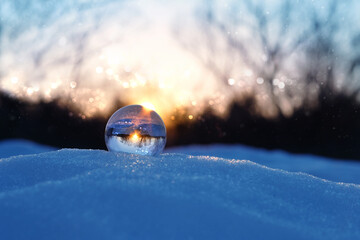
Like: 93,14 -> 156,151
0,140 -> 360,239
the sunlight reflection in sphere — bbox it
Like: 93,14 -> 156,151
105,105 -> 166,156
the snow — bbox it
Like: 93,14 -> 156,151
0,139 -> 55,158
0,140 -> 360,239
168,144 -> 360,184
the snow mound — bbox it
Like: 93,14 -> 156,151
0,149 -> 359,239
168,144 -> 360,184
0,139 -> 55,158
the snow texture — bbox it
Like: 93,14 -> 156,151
168,144 -> 360,184
0,140 -> 360,239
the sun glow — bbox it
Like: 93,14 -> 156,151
130,132 -> 140,143
1,0 -> 318,123
141,102 -> 156,111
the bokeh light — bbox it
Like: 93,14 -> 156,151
1,0 -> 360,125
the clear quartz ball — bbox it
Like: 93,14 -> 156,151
105,105 -> 166,156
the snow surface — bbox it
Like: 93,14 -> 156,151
0,140 -> 360,239
0,139 -> 55,158
168,144 -> 360,184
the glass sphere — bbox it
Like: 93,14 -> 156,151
105,105 -> 166,156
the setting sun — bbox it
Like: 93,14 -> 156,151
130,132 -> 140,143
141,102 -> 156,111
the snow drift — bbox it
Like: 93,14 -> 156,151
0,139 -> 54,158
0,147 -> 360,240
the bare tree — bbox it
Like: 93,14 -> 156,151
0,0 -> 140,115
178,0 -> 359,118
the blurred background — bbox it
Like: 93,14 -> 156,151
1,0 -> 360,160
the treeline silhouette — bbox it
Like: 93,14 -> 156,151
1,90 -> 360,160
173,93 -> 360,160
0,92 -> 108,150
